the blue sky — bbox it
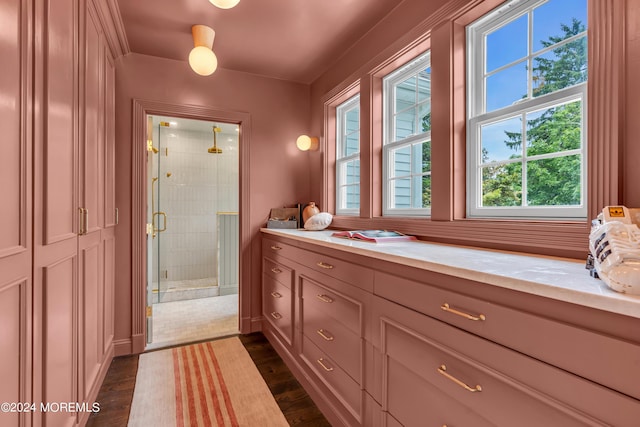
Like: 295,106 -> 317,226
481,0 -> 587,163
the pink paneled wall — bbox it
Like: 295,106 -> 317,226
114,53 -> 311,352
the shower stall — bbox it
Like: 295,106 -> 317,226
147,116 -> 239,305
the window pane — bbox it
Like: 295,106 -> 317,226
413,174 -> 431,208
482,162 -> 522,207
392,178 -> 412,208
481,117 -> 523,163
346,160 -> 360,185
391,145 -> 411,178
486,61 -> 528,112
345,185 -> 360,209
345,108 -> 359,133
533,0 -> 587,53
532,37 -> 587,97
418,140 -> 431,174
395,77 -> 416,112
345,132 -> 359,156
526,155 -> 581,206
486,14 -> 528,73
336,94 -> 360,214
417,68 -> 431,103
418,101 -> 431,133
395,108 -> 415,140
526,100 -> 581,156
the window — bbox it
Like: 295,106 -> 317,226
383,52 -> 431,216
467,0 -> 588,219
336,95 -> 360,215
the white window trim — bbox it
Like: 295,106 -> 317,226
466,0 -> 587,220
336,94 -> 360,216
383,52 -> 432,217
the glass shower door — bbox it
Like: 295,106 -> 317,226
147,120 -> 169,343
154,122 -> 169,304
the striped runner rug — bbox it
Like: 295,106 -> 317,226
128,337 -> 289,426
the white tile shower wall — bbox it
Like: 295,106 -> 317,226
156,127 -> 239,282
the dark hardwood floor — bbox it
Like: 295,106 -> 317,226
87,333 -> 330,426
239,333 -> 331,427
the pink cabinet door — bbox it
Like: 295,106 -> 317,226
0,1 -> 32,427
31,0 -> 81,426
81,1 -> 105,233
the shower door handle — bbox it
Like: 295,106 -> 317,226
153,212 -> 167,233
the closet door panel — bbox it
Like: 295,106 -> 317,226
79,233 -> 102,402
0,280 -> 30,427
0,0 -> 25,254
44,0 -> 77,244
82,4 -> 104,232
42,256 -> 77,427
104,51 -> 116,228
102,230 -> 115,356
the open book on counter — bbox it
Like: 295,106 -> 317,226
331,230 -> 417,243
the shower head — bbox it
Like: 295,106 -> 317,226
208,125 -> 223,153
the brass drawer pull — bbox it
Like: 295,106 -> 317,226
270,291 -> 282,298
271,267 -> 282,274
270,312 -> 282,320
316,294 -> 334,303
270,245 -> 282,250
441,303 -> 486,321
316,358 -> 334,372
316,329 -> 334,341
316,261 -> 334,269
437,365 -> 482,393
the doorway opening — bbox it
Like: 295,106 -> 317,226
145,114 -> 239,350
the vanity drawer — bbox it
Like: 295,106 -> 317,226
385,358 -> 495,427
295,249 -> 374,292
374,271 -> 640,401
262,237 -> 297,262
301,301 -> 361,383
262,257 -> 293,288
300,334 -> 362,423
300,275 -> 361,335
373,296 -> 640,427
263,275 -> 293,345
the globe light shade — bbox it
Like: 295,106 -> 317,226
189,46 -> 218,76
209,0 -> 240,9
296,135 -> 319,151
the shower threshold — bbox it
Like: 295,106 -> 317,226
153,277 -> 219,303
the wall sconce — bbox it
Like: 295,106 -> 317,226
209,0 -> 240,9
296,135 -> 319,151
189,25 -> 218,76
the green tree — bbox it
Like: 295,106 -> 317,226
421,113 -> 432,207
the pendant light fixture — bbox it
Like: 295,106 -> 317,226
209,0 -> 240,9
189,25 -> 218,76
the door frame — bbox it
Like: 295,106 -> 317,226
131,99 -> 251,352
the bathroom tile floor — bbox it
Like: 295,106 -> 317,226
146,294 -> 239,350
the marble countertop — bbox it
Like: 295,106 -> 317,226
261,228 -> 640,319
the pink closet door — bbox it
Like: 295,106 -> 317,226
77,1 -> 106,410
0,1 -> 33,427
31,1 -> 79,427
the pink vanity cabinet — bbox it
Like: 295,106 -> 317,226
261,231 -> 640,427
